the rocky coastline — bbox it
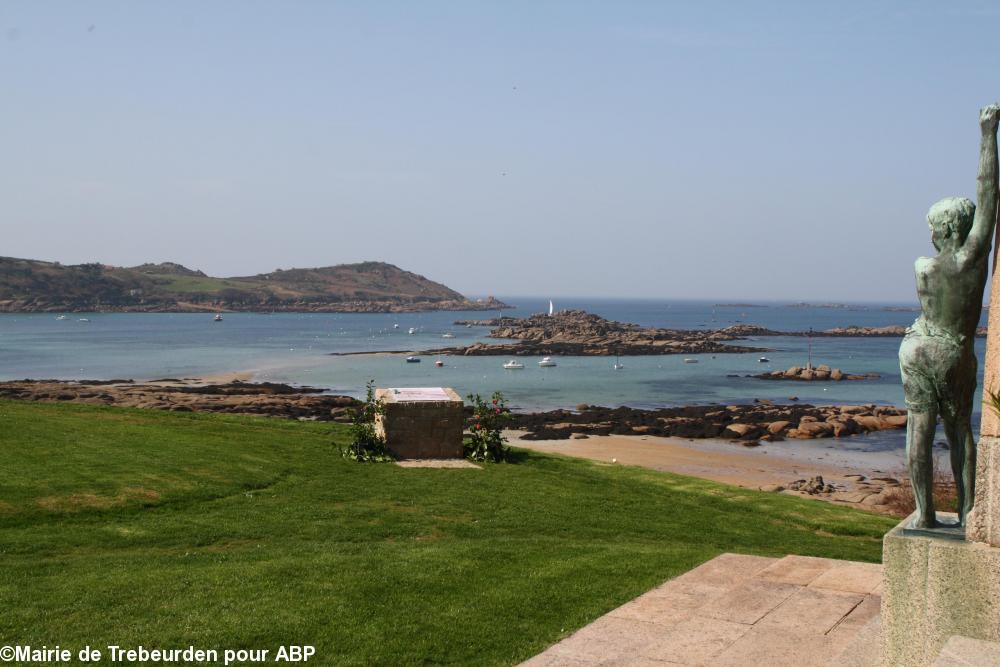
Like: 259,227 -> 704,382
0,379 -> 360,421
0,380 -> 906,447
511,401 -> 907,443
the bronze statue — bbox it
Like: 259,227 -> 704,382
899,104 -> 1000,528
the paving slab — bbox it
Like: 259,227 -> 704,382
757,554 -> 841,585
673,552 -> 776,587
697,578 -> 800,625
808,561 -> 883,594
518,553 -> 886,667
394,459 -> 481,468
712,627 -> 837,667
638,616 -> 751,665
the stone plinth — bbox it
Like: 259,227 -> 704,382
969,434 -> 1000,546
882,512 -> 1000,666
375,387 -> 464,459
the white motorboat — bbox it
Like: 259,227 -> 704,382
408,327 -> 416,335
78,318 -> 90,322
393,323 -> 399,329
435,359 -> 444,367
55,315 -> 67,320
538,356 -> 557,367
503,360 -> 525,370
214,313 -> 223,322
683,358 -> 698,363
441,333 -> 455,339
406,356 -> 421,363
758,356 -> 770,363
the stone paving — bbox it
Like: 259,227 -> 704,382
521,553 -> 884,666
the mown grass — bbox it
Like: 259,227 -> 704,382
0,401 -> 895,665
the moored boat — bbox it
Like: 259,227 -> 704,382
503,360 -> 525,369
406,356 -> 421,363
538,356 -> 557,367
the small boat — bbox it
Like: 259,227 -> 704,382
441,333 -> 455,339
758,356 -> 770,363
538,356 -> 557,367
503,360 -> 525,370
55,315 -> 67,320
548,299 -> 555,316
393,323 -> 399,329
78,318 -> 90,322
435,359 -> 444,367
408,327 -> 416,335
406,356 -> 421,363
214,313 -> 223,322
683,358 -> 698,364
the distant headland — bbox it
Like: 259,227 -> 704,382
0,256 -> 508,313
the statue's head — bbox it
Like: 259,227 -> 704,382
927,197 -> 976,251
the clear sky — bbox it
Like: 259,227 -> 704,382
2,1 -> 999,301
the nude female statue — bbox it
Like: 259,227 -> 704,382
899,104 -> 1000,528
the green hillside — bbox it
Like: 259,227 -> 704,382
0,256 -> 499,312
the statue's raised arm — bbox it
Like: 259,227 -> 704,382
960,104 -> 1000,266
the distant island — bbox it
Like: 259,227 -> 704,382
0,256 -> 507,313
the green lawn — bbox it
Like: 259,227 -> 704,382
0,401 -> 895,665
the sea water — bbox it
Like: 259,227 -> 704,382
0,298 -> 985,424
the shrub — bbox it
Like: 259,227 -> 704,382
465,391 -> 513,462
341,381 -> 393,462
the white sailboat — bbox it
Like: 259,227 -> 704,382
613,353 -> 624,371
548,299 -> 554,316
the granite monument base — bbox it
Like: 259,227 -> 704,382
882,511 -> 1000,666
375,387 -> 464,459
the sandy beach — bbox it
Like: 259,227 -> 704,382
508,430 -> 908,512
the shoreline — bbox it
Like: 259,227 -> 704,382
508,431 -> 907,515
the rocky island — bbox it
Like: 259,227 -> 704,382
432,309 -> 769,356
0,256 -> 508,313
752,364 -> 878,381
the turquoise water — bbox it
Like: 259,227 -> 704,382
0,299 -> 986,421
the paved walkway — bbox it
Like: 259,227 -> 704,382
521,553 -> 883,666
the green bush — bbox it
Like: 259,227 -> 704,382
341,381 -> 393,462
465,391 -> 513,462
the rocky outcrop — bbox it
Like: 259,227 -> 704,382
433,310 -> 768,357
753,364 -> 877,381
770,474 -> 908,516
511,402 -> 906,442
0,379 -> 359,421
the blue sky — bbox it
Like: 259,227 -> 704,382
2,1 -> 999,300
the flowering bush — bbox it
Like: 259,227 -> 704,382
465,391 -> 513,462
341,380 -> 393,462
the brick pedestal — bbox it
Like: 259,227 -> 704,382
375,387 -> 464,459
